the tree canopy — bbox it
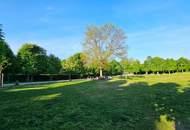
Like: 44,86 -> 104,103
61,53 -> 86,76
177,57 -> 190,72
0,25 -> 17,74
106,60 -> 123,76
47,54 -> 62,74
0,25 -> 18,86
83,23 -> 127,77
121,58 -> 141,74
17,43 -> 48,75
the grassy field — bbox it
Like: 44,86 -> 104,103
0,73 -> 190,130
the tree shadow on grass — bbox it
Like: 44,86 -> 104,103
0,80 -> 99,130
121,81 -> 190,130
0,80 -> 190,130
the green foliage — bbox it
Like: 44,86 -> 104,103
47,54 -> 62,74
0,25 -> 18,74
163,58 -> 177,73
143,56 -> 152,73
0,24 -> 4,41
150,57 -> 165,73
17,43 -> 48,75
121,56 -> 190,75
0,56 -> 9,73
106,60 -> 123,75
62,53 -> 86,75
177,57 -> 190,72
121,58 -> 141,74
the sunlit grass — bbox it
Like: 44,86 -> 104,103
0,73 -> 190,130
156,115 -> 175,130
125,73 -> 190,89
6,80 -> 88,92
32,93 -> 62,101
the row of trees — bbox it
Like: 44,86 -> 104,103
0,24 -> 126,86
121,56 -> 190,74
62,53 -> 123,78
1,23 -> 190,86
0,25 -> 63,86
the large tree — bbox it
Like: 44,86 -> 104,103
17,43 -> 47,81
0,25 -> 17,87
83,24 -> 127,77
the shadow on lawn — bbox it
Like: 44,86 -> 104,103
122,81 -> 190,130
0,80 -> 190,130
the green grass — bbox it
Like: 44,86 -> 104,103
0,73 -> 190,130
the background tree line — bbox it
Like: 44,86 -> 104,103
1,23 -> 127,85
1,23 -> 190,85
121,56 -> 190,75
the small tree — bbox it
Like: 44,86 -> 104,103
61,53 -> 86,80
164,58 -> 177,74
150,57 -> 165,74
121,58 -> 140,75
177,57 -> 190,72
83,24 -> 127,77
143,56 -> 152,74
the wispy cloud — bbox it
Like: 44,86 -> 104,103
46,6 -> 54,11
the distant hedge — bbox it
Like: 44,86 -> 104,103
4,74 -> 91,83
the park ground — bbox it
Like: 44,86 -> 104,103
0,73 -> 190,130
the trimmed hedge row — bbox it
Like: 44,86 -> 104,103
4,74 -> 91,83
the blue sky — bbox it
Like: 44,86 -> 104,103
0,0 -> 190,62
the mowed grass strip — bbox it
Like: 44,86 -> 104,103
0,74 -> 190,130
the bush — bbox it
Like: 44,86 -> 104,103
4,74 -> 88,83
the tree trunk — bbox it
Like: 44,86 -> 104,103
100,67 -> 103,77
157,71 -> 159,75
146,71 -> 148,75
49,76 -> 53,81
69,74 -> 72,81
7,74 -> 10,83
2,73 -> 4,87
0,73 -> 2,87
27,75 -> 30,82
30,75 -> 33,82
169,71 -> 171,74
0,73 -> 4,87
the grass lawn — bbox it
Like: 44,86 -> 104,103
0,73 -> 190,130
